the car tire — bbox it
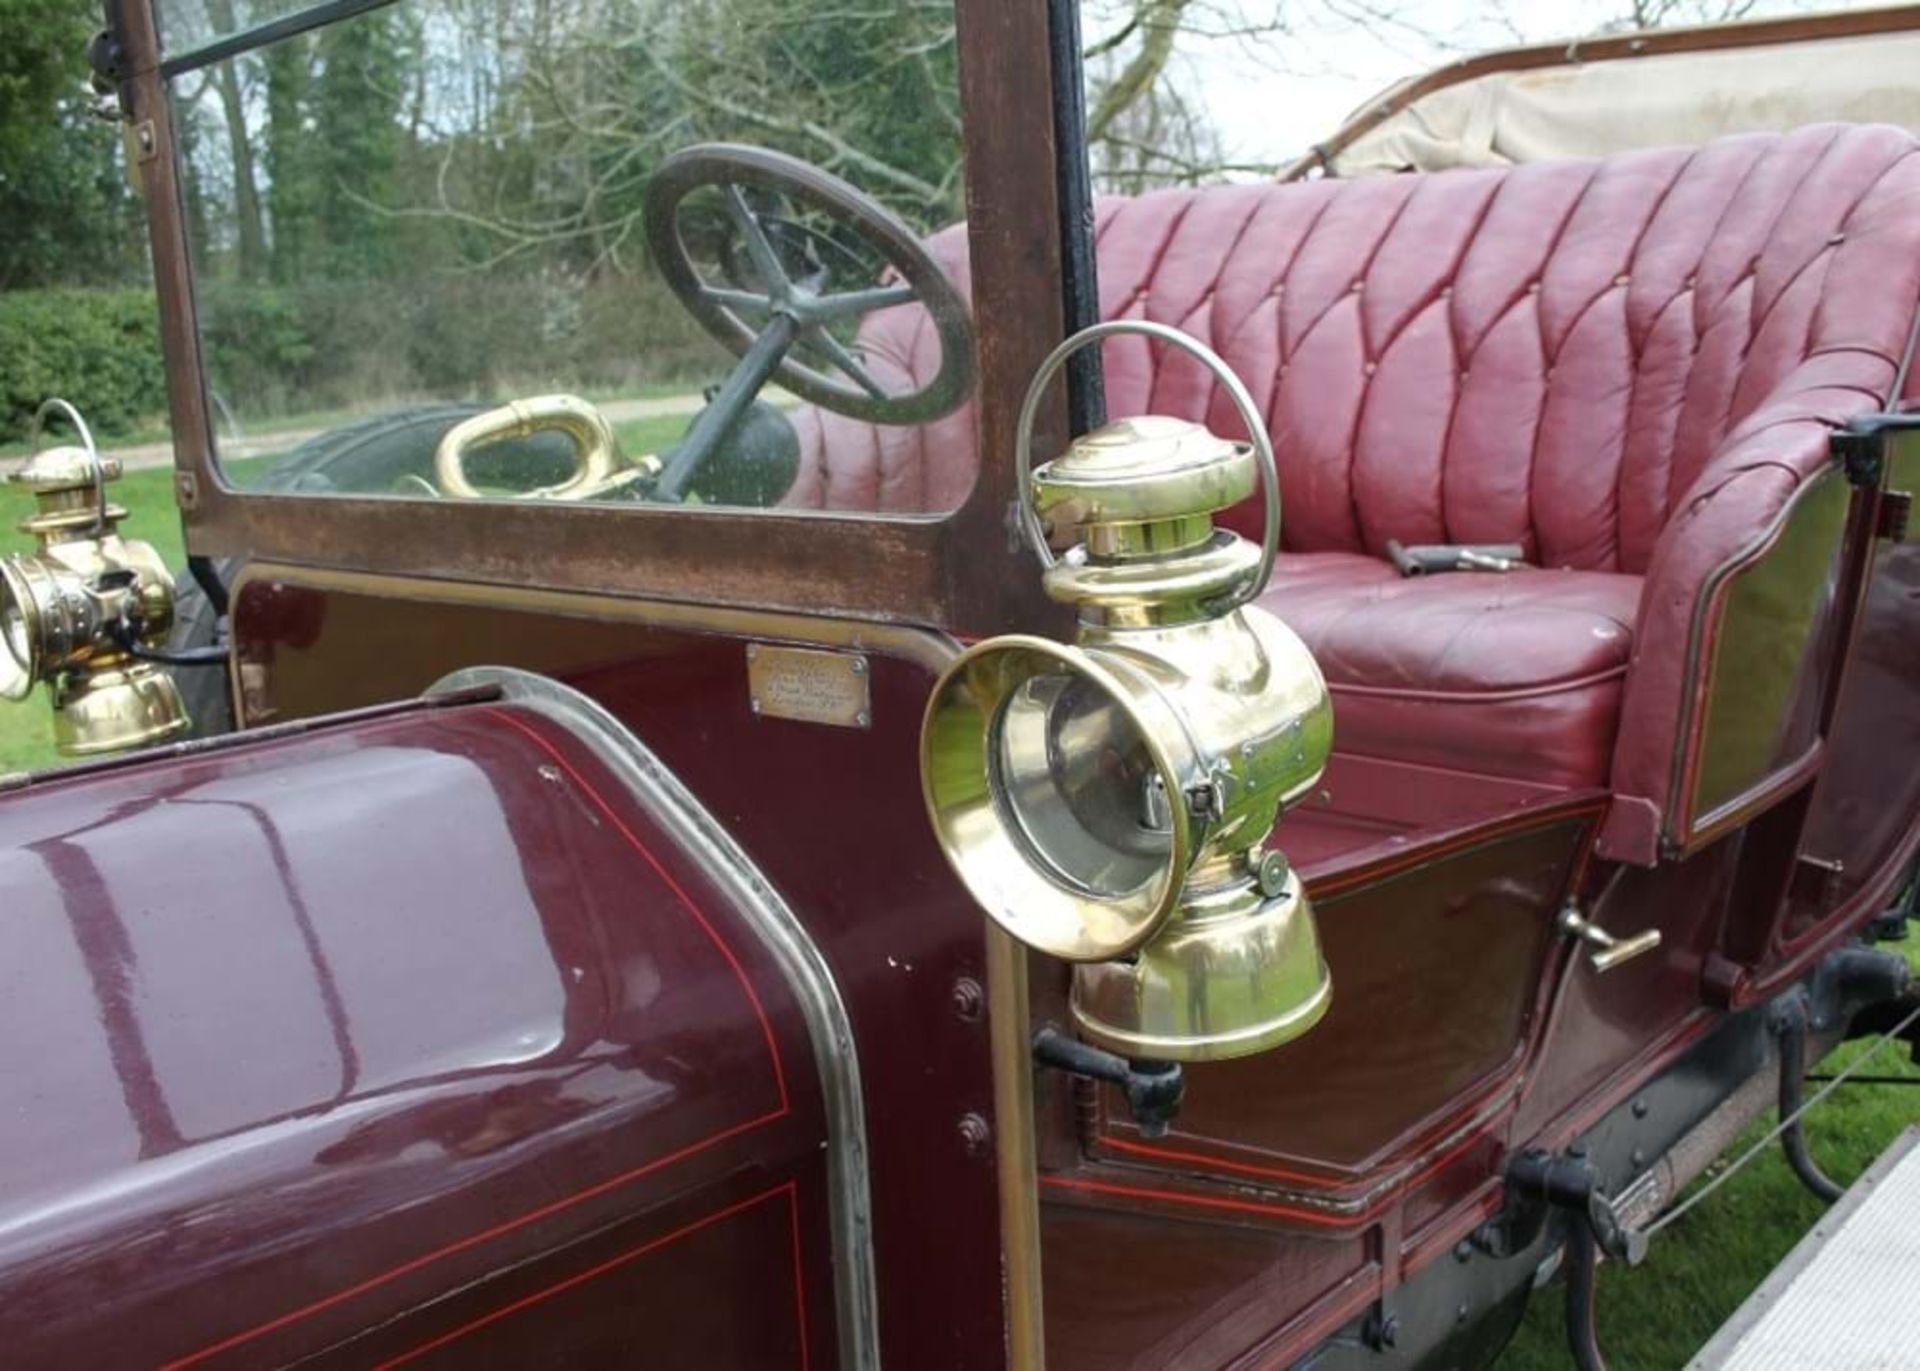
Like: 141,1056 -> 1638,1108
167,558 -> 236,738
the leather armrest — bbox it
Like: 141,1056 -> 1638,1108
1601,359 -> 1897,863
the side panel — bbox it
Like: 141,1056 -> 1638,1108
1090,808 -> 1598,1183
1024,807 -> 1595,1368
228,572 -> 1008,1369
1787,433 -> 1920,937
1515,441 -> 1915,1142
0,702 -> 829,1368
194,558 -> 1909,1371
1686,466 -> 1852,831
1509,836 -> 1743,1142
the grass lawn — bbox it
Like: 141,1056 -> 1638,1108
1496,939 -> 1920,1369
613,412 -> 691,458
3,422 -> 1916,1371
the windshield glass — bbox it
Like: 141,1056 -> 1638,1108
168,0 -> 975,515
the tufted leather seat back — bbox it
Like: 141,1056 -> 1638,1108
787,125 -> 1919,855
788,123 -> 1920,562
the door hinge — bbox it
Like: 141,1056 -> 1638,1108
1878,488 -> 1912,541
1790,852 -> 1846,907
1834,429 -> 1884,488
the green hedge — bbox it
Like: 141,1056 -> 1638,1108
0,276 -> 724,445
191,275 -> 718,412
0,289 -> 166,442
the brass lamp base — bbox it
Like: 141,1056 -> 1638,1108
53,663 -> 191,756
1071,877 -> 1332,1063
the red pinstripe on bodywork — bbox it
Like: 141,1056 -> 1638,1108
373,1183 -> 809,1370
162,705 -> 798,1369
1043,1123 -> 1492,1230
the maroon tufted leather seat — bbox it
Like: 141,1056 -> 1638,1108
791,125 -> 1920,852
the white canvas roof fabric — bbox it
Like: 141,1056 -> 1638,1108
1333,29 -> 1920,175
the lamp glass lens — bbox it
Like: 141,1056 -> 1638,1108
1,598 -> 26,668
0,569 -> 34,699
992,670 -> 1173,900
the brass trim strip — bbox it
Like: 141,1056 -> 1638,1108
433,666 -> 883,1370
987,928 -> 1046,1370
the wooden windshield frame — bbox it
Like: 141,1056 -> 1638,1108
106,0 -> 1068,636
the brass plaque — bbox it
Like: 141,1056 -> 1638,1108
747,643 -> 871,729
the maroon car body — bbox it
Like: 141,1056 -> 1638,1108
1,2 -> 1917,1369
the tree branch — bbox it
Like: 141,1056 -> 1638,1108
1087,0 -> 1194,145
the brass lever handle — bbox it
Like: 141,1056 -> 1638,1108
1557,905 -> 1661,973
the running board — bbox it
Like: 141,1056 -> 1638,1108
1690,1127 -> 1920,1369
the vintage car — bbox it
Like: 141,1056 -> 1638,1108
1,1 -> 1917,1368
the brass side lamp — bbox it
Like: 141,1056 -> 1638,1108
920,321 -> 1333,1062
0,400 -> 189,755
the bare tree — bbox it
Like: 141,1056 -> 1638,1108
1605,0 -> 1762,30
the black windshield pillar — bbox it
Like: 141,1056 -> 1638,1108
1047,0 -> 1106,435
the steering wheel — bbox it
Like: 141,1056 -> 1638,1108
645,143 -> 974,428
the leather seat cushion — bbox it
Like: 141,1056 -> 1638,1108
1260,554 -> 1642,787
788,125 -> 1917,829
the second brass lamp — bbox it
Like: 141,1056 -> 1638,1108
921,321 -> 1333,1062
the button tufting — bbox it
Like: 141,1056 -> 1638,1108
786,125 -> 1920,825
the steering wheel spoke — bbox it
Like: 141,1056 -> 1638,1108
800,328 -> 890,402
723,185 -> 792,297
701,285 -> 776,315
802,282 -> 917,323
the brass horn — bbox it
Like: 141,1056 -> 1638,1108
433,394 -> 657,500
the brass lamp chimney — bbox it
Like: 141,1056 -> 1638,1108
920,322 -> 1333,1061
0,401 -> 188,755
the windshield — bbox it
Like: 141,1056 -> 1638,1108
166,0 -> 976,516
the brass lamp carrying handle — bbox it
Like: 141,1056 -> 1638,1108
433,394 -> 626,500
1013,319 -> 1281,611
28,398 -> 107,532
